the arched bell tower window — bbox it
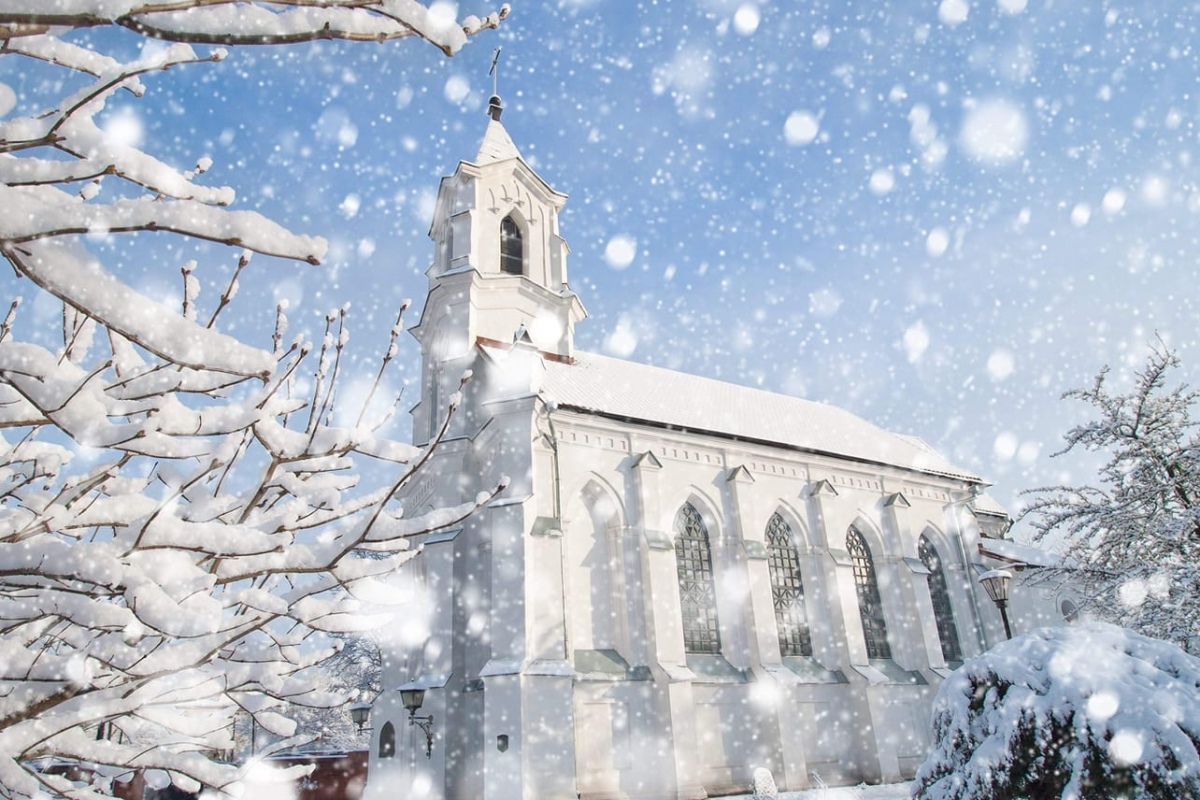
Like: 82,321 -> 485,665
500,215 -> 524,275
847,527 -> 891,660
919,535 -> 962,662
674,503 -> 720,655
378,721 -> 396,758
766,513 -> 812,657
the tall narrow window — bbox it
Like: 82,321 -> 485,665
379,721 -> 396,758
500,215 -> 523,275
766,513 -> 812,657
919,535 -> 962,662
847,527 -> 891,659
674,503 -> 721,654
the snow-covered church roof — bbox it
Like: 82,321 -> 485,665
540,349 -> 981,482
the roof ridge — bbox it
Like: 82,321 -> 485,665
544,349 -> 981,482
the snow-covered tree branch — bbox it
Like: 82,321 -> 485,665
0,3 -> 506,798
0,2 -> 509,53
1024,344 -> 1200,653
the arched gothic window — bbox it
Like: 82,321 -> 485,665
379,721 -> 396,758
919,535 -> 962,662
766,513 -> 812,657
1060,598 -> 1079,623
847,527 -> 891,660
674,503 -> 720,654
500,215 -> 523,275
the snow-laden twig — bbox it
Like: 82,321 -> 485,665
1023,344 -> 1200,653
0,2 -> 505,797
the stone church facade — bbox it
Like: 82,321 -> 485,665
362,100 -> 1015,800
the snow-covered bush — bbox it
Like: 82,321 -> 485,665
750,766 -> 778,799
912,623 -> 1200,800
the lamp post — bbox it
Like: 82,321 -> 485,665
349,702 -> 372,734
978,569 -> 1014,640
400,688 -> 435,759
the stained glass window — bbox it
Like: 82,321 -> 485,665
766,513 -> 812,657
674,503 -> 721,654
919,535 -> 962,662
847,527 -> 891,660
500,215 -> 523,275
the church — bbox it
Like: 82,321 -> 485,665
361,96 -> 1020,800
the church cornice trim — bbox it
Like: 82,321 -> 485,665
550,404 -> 983,486
454,157 -> 568,209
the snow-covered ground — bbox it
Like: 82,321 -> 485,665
727,782 -> 911,799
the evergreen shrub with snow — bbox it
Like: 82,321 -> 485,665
912,623 -> 1200,800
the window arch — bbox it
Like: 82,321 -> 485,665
1060,598 -> 1079,623
766,513 -> 812,657
674,503 -> 720,654
919,535 -> 962,662
847,527 -> 891,660
378,721 -> 396,758
500,215 -> 523,275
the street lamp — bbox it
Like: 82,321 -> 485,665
978,569 -> 1014,640
400,688 -> 435,759
349,702 -> 372,734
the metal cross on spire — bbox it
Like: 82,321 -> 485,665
487,47 -> 504,121
489,47 -> 502,97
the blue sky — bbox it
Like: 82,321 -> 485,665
6,0 -> 1199,536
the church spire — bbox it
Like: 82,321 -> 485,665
475,107 -> 522,164
477,49 -> 520,164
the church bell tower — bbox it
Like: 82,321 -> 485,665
408,95 -> 587,443
364,95 -> 587,800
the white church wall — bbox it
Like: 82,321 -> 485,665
537,409 -> 988,795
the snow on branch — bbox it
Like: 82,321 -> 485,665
0,2 -> 505,797
0,2 -> 509,54
3,242 -> 277,378
1023,344 -> 1200,654
914,623 -> 1200,800
0,289 -> 494,798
